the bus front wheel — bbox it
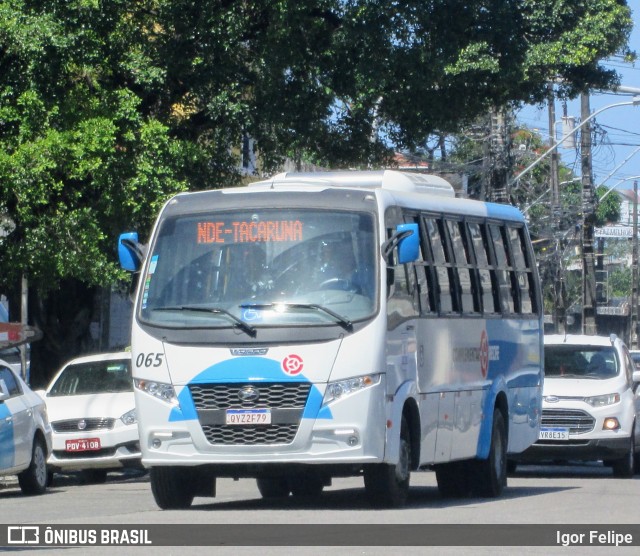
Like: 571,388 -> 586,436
364,416 -> 411,507
150,466 -> 196,509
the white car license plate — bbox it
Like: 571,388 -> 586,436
226,409 -> 271,425
65,438 -> 101,452
539,427 -> 569,440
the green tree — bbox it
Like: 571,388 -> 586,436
0,0 -> 634,382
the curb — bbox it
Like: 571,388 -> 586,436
0,475 -> 19,490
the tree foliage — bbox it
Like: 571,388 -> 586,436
0,0 -> 634,378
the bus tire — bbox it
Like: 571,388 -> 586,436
435,461 -> 471,498
364,416 -> 411,507
17,437 -> 48,495
150,466 -> 195,509
471,409 -> 507,497
289,474 -> 325,498
256,477 -> 291,498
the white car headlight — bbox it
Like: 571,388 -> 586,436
120,408 -> 137,425
323,374 -> 381,406
134,378 -> 177,405
585,393 -> 620,407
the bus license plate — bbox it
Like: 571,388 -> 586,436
226,409 -> 271,425
65,438 -> 101,452
539,427 -> 569,440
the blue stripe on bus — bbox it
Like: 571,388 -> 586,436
0,403 -> 14,470
168,357 -> 332,422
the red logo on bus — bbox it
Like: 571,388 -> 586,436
282,354 -> 304,376
480,330 -> 489,378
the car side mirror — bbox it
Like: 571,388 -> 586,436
632,370 -> 640,386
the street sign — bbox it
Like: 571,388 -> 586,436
594,226 -> 637,238
0,322 -> 42,349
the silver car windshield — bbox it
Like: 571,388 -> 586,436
544,346 -> 620,379
140,209 -> 377,329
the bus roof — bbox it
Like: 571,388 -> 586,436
164,171 -> 525,224
249,170 -> 456,198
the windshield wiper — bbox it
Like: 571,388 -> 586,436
154,305 -> 256,337
240,303 -> 353,332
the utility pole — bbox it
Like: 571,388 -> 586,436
548,88 -> 565,333
631,180 -> 638,349
581,93 -> 597,335
487,107 -> 510,203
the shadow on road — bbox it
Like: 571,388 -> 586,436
188,472 -> 577,512
49,467 -> 149,487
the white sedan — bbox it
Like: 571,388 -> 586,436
0,358 -> 52,494
42,351 -> 141,483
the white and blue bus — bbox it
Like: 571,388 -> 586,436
118,170 -> 543,508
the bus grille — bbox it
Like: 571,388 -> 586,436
52,418 -> 115,433
541,408 -> 595,434
189,383 -> 311,445
201,424 -> 299,445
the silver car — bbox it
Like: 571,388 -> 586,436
515,334 -> 640,477
0,359 -> 52,494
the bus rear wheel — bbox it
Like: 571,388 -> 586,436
150,466 -> 196,509
364,416 -> 411,507
470,409 -> 507,497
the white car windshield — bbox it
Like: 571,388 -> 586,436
48,360 -> 132,396
544,346 -> 619,379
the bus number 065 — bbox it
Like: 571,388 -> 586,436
136,353 -> 164,368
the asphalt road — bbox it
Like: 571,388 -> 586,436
1,462 -> 640,555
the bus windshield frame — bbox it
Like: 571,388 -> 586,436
137,207 -> 378,332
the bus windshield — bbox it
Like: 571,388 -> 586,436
140,208 -> 377,329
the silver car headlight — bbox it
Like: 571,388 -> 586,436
585,393 -> 620,407
120,408 -> 137,426
134,378 -> 177,405
323,374 -> 381,406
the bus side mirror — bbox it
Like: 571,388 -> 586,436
118,232 -> 145,272
381,223 -> 419,265
396,223 -> 419,264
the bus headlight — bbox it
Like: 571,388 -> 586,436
585,393 -> 620,407
134,379 -> 177,405
323,374 -> 381,406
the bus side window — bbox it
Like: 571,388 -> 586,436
446,219 -> 478,314
408,214 -> 435,314
424,217 -> 454,314
468,222 -> 499,314
507,226 -> 535,314
489,224 -> 516,314
387,251 -> 419,329
386,222 -> 420,329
